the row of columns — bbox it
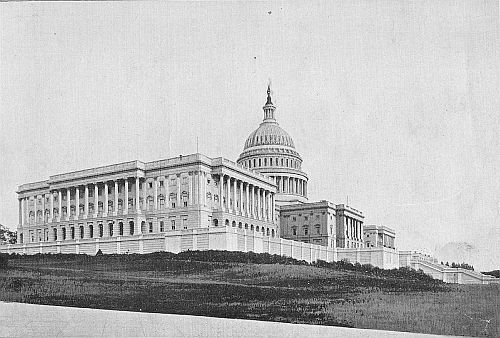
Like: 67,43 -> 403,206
18,172 -> 208,227
219,174 -> 275,223
272,176 -> 307,197
346,216 -> 363,241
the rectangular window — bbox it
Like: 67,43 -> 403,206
159,181 -> 164,187
160,221 -> 164,232
182,218 -> 188,230
183,201 -> 188,207
172,202 -> 176,208
149,222 -> 153,233
149,182 -> 153,189
171,220 -> 176,230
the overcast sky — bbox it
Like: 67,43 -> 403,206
1,1 -> 498,268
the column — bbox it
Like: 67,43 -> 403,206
251,185 -> 256,218
245,183 -> 249,216
142,179 -> 147,212
176,175 -> 181,207
256,188 -> 260,220
49,192 -> 54,222
153,177 -> 158,210
94,184 -> 98,217
135,177 -> 141,213
33,196 -> 37,225
271,193 -> 275,223
266,191 -> 270,222
18,199 -> 22,225
114,181 -> 118,215
75,187 -> 80,219
232,178 -> 237,214
239,181 -> 243,215
41,194 -> 45,223
124,179 -> 129,214
66,189 -> 70,220
188,173 -> 193,205
84,185 -> 89,218
58,190 -> 62,221
199,172 -> 204,207
219,174 -> 224,210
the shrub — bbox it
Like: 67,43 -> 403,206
0,254 -> 8,269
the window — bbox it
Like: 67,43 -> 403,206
171,220 -> 176,230
292,216 -> 296,222
89,190 -> 94,197
292,227 -> 297,236
316,225 -> 320,234
303,226 -> 309,235
149,182 -> 153,189
160,221 -> 164,232
62,228 -> 66,240
119,222 -> 124,236
159,196 -> 165,209
182,218 -> 188,230
109,223 -> 113,237
149,222 -> 153,233
71,227 -> 75,239
99,224 -> 103,238
159,180 -> 164,187
304,216 -> 308,221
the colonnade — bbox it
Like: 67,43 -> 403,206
219,174 -> 275,223
345,216 -> 363,241
18,172 -> 209,227
271,175 -> 307,197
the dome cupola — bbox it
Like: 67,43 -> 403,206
237,85 -> 308,206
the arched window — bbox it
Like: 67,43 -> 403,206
109,223 -> 114,237
62,227 -> 66,240
29,211 -> 34,223
89,224 -> 94,238
53,228 -> 57,241
80,226 -> 84,239
271,229 -> 275,237
119,222 -> 124,236
147,196 -> 154,211
129,221 -> 134,235
213,219 -> 218,227
141,221 -> 146,233
225,219 -> 229,227
181,191 -> 188,207
264,158 -> 267,166
169,193 -> 177,208
250,224 -> 254,231
99,224 -> 103,238
270,158 -> 273,166
253,159 -> 256,167
256,226 -> 260,232
262,227 -> 265,234
244,223 -> 248,230
232,221 -> 236,227
281,158 -> 284,166
238,222 -> 242,229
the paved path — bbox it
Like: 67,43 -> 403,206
0,302 -> 450,337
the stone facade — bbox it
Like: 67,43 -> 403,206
363,225 -> 396,249
15,154 -> 278,247
279,200 -> 337,248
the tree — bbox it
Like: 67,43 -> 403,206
0,224 -> 17,244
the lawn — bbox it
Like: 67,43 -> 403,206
0,251 -> 498,337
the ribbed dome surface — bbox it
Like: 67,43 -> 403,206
244,122 -> 295,150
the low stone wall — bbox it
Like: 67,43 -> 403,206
337,247 -> 400,270
0,227 -> 336,264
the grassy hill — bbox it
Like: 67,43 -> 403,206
0,251 -> 498,337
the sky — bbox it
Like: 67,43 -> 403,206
1,1 -> 499,269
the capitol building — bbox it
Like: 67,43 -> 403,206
2,86 -> 498,285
